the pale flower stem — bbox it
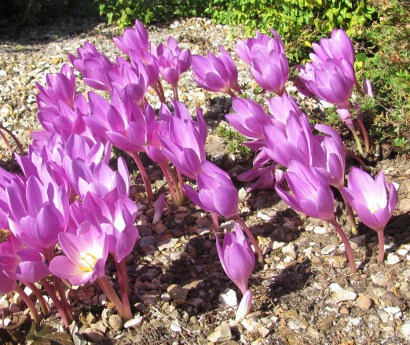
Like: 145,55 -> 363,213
0,124 -> 24,154
339,191 -> 358,235
172,85 -> 179,101
26,282 -> 50,315
329,219 -> 357,274
159,163 -> 178,205
46,247 -> 73,320
350,127 -> 364,156
377,231 -> 385,264
211,212 -> 219,233
0,129 -> 13,155
233,215 -> 264,264
156,81 -> 166,104
41,279 -> 70,327
114,259 -> 133,320
14,284 -> 42,324
356,117 -> 370,154
129,151 -> 153,201
226,88 -> 239,97
96,276 -> 126,319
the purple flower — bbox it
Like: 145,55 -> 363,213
104,90 -> 147,153
0,238 -> 49,293
268,94 -> 305,126
69,157 -> 130,199
263,112 -> 314,168
297,59 -> 355,109
216,222 -> 255,295
113,19 -> 150,57
311,124 -> 346,189
183,161 -> 239,218
191,46 -> 241,95
36,64 -> 76,110
225,98 -> 273,150
113,19 -> 159,87
311,29 -> 355,66
275,159 -> 335,221
236,29 -> 288,95
6,176 -> 69,252
69,42 -> 117,91
49,222 -> 108,286
35,65 -> 90,140
109,57 -> 149,103
69,190 -> 138,263
160,101 -> 207,180
156,36 -> 191,86
341,168 -> 397,233
236,29 -> 285,65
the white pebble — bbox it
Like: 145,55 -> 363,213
386,253 -> 401,265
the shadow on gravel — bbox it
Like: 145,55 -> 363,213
261,259 -> 313,309
0,0 -> 102,44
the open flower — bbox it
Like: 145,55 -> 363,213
342,168 -> 397,232
49,222 -> 108,286
341,168 -> 397,263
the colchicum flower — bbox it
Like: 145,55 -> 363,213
216,223 -> 255,320
191,46 -> 241,96
276,159 -> 357,273
49,222 -> 108,286
183,161 -> 239,219
341,168 -> 397,263
236,29 -> 289,95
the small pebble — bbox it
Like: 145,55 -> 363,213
356,294 -> 372,310
207,322 -> 232,343
386,253 -> 401,265
318,318 -> 333,331
108,314 -> 124,331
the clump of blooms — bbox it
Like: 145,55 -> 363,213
0,19 -> 398,330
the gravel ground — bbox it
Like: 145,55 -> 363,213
1,12 -> 410,345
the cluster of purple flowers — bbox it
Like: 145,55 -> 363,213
0,19 -> 398,326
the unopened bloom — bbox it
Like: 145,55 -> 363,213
311,124 -> 346,189
296,59 -> 355,109
216,223 -> 254,320
156,36 -> 191,86
191,46 -> 241,95
311,28 -> 355,66
225,98 -> 273,150
183,161 -> 238,219
160,102 -> 207,180
216,223 -> 255,295
236,29 -> 288,95
275,159 -> 335,221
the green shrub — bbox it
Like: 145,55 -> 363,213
357,0 -> 410,153
94,0 -> 208,28
206,0 -> 376,63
